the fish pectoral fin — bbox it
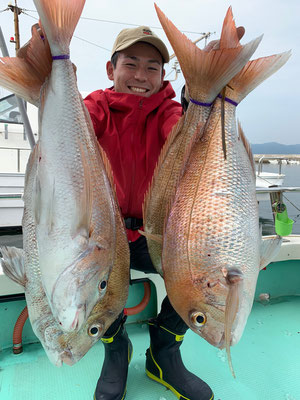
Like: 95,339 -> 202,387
223,268 -> 243,379
0,246 -> 26,287
33,168 -> 56,234
89,235 -> 110,251
138,230 -> 163,244
72,144 -> 93,239
260,235 -> 282,270
72,230 -> 110,252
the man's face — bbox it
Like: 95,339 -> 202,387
106,42 -> 165,97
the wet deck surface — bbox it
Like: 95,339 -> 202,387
1,296 -> 300,400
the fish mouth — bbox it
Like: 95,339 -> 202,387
70,309 -> 81,331
57,304 -> 86,333
61,349 -> 75,366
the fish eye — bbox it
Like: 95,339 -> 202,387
88,324 -> 102,338
99,280 -> 107,291
191,312 -> 206,327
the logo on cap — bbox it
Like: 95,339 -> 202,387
142,29 -> 152,36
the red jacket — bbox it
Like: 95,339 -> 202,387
84,81 -> 182,242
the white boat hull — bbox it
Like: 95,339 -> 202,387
0,173 -> 24,227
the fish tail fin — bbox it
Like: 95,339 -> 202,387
155,4 -> 262,102
228,51 -> 291,103
219,7 -> 240,48
0,57 -> 39,104
0,246 -> 26,287
33,0 -> 85,55
0,24 -> 51,104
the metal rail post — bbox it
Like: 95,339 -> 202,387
0,27 -> 36,149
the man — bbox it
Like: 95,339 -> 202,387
84,26 -> 214,400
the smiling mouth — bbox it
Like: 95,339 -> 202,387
128,86 -> 149,93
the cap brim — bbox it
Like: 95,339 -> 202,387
116,36 -> 169,63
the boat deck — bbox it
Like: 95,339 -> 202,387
1,294 -> 300,399
1,235 -> 300,400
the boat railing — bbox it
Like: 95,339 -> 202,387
256,155 -> 286,176
256,186 -> 300,194
1,187 -> 300,200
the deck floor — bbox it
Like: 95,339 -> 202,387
1,296 -> 300,400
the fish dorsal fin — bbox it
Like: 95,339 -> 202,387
81,99 -> 118,205
154,3 -> 262,102
0,247 -> 26,287
98,144 -> 118,203
143,115 -> 185,223
260,235 -> 282,270
237,120 -> 256,176
227,51 -> 291,104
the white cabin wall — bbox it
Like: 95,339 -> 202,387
0,103 -> 38,173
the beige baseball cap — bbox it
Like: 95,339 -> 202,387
111,26 -> 169,63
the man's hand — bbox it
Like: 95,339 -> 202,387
181,26 -> 245,111
204,26 -> 245,51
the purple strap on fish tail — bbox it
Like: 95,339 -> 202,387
52,55 -> 70,60
189,98 -> 213,107
217,94 -> 238,107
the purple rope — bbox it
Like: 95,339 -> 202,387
217,94 -> 238,107
52,55 -> 70,60
189,98 -> 213,107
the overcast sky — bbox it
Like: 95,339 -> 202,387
0,0 -> 299,144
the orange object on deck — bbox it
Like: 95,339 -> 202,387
124,281 -> 151,316
13,306 -> 28,354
